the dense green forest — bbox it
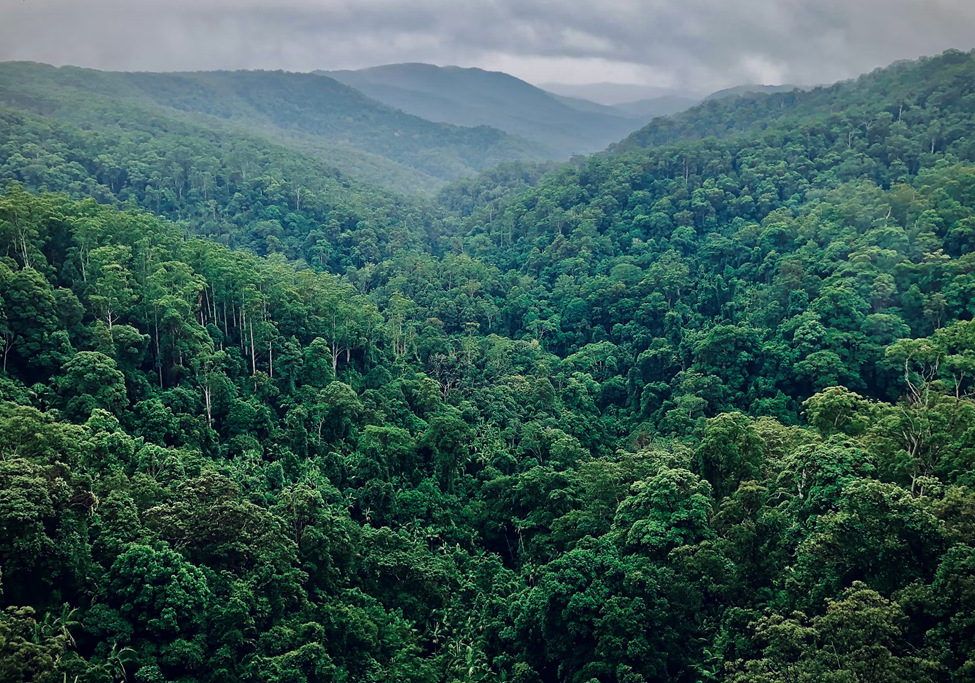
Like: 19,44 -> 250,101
0,94 -> 445,266
3,48 -> 975,683
0,62 -> 550,194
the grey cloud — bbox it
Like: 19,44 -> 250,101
1,0 -> 974,91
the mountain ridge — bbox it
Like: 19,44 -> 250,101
320,63 -> 642,158
0,61 -> 549,192
538,81 -> 693,105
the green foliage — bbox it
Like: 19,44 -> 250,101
57,352 -> 127,418
0,607 -> 70,683
2,49 -> 975,683
728,583 -> 941,682
0,62 -> 549,193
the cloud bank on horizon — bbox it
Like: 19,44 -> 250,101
2,0 -> 974,92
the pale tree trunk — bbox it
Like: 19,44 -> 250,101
154,310 -> 163,388
203,384 -> 212,426
18,230 -> 32,269
330,313 -> 342,375
249,318 -> 256,375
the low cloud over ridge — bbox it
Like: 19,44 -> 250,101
2,0 -> 974,90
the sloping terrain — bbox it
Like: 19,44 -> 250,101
538,81 -> 683,104
610,93 -> 702,119
704,83 -> 799,100
613,52 -> 975,153
0,62 -> 549,190
546,92 -> 638,118
546,83 -> 799,125
4,48 -> 975,683
323,63 -> 641,157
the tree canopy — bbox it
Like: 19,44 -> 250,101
2,48 -> 975,683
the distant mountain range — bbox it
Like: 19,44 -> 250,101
544,93 -> 630,118
319,64 -> 641,158
317,65 -> 800,161
537,82 -> 689,106
0,60 -> 803,195
542,82 -> 799,121
0,62 -> 554,192
610,95 -> 703,120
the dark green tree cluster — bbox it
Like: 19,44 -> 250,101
0,102 -> 438,270
2,48 -> 975,683
436,49 -> 975,429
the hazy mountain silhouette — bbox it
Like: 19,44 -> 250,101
322,64 -> 642,157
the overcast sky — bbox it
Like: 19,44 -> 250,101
2,0 -> 975,93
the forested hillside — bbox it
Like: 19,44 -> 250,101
702,84 -> 798,102
0,101 -> 442,265
322,64 -> 640,157
0,62 -> 548,192
3,49 -> 975,683
613,51 -> 975,157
